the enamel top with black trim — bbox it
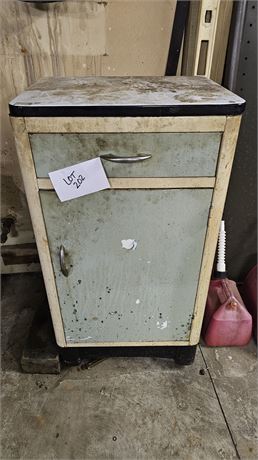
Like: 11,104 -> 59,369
9,76 -> 246,117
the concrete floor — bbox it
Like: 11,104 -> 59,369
1,273 -> 257,460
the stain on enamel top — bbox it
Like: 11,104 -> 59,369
10,76 -> 245,108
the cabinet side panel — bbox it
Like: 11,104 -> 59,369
10,117 -> 66,347
190,116 -> 242,344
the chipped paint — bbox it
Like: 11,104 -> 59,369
121,239 -> 137,251
157,320 -> 168,330
136,299 -> 140,304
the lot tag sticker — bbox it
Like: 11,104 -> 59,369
49,158 -> 110,202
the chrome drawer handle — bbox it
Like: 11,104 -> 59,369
100,153 -> 152,163
59,245 -> 69,277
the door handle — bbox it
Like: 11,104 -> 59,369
100,153 -> 152,163
59,245 -> 69,277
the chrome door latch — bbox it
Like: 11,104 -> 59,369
59,245 -> 69,277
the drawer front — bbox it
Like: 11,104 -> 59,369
40,189 -> 212,344
31,133 -> 221,178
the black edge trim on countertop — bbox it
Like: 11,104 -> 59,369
9,102 -> 246,117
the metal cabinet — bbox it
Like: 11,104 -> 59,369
10,76 -> 245,364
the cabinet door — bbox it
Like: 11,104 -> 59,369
40,189 -> 212,344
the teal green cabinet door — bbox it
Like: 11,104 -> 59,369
40,189 -> 212,344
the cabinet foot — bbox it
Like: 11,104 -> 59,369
174,345 -> 197,365
21,303 -> 60,374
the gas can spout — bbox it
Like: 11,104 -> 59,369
216,220 -> 227,277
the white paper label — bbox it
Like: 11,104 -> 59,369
48,158 -> 110,202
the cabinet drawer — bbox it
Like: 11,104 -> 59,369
30,132 -> 221,178
40,188 -> 212,344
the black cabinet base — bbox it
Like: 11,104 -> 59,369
21,301 -> 60,374
21,304 -> 197,373
59,344 -> 197,367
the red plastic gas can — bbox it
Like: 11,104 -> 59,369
203,278 -> 252,346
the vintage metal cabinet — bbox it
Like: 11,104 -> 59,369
10,77 -> 245,364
